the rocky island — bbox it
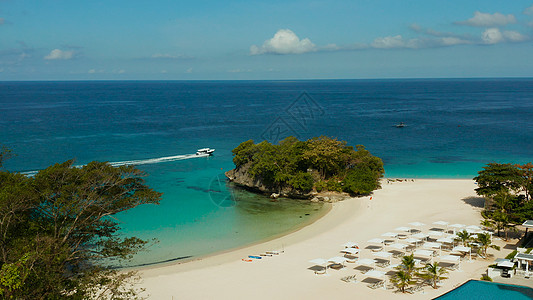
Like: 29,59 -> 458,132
225,136 -> 384,201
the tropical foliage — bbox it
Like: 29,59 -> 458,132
231,136 -> 384,196
0,151 -> 162,299
474,162 -> 533,239
419,262 -> 448,289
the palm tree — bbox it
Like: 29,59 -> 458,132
391,270 -> 413,293
399,253 -> 417,276
421,262 -> 448,289
475,232 -> 500,258
456,230 -> 472,246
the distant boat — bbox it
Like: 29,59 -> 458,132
395,122 -> 406,128
196,148 -> 215,155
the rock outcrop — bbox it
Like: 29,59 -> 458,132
225,162 -> 349,201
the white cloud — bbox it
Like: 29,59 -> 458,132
185,68 -> 193,73
88,69 -> 104,74
481,28 -> 528,44
371,35 -> 419,49
44,49 -> 74,60
482,28 -> 504,44
250,29 -> 316,55
457,11 -> 516,27
503,30 -> 528,42
524,5 -> 533,15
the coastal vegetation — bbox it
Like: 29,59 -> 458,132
227,136 -> 384,198
0,148 -> 161,299
391,254 -> 448,292
474,162 -> 533,239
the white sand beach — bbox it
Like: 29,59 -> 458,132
137,179 -> 506,299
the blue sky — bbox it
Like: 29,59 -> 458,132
1,0 -> 533,80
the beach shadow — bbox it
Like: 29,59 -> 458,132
354,265 -> 373,273
462,196 -> 485,208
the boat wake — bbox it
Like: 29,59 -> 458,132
20,153 -> 210,176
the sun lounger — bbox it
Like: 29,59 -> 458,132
341,275 -> 357,283
369,280 -> 384,289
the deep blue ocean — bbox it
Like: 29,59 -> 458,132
1,79 -> 532,265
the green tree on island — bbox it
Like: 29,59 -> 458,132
229,136 -> 384,197
0,149 -> 161,299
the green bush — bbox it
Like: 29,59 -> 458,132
505,250 -> 518,259
289,172 -> 314,192
480,274 -> 493,282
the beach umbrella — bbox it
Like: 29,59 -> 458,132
373,251 -> 393,263
309,258 -> 328,265
368,238 -> 385,244
389,243 -> 408,250
357,258 -> 376,266
449,223 -> 465,234
309,258 -> 328,274
341,248 -> 359,255
412,232 -> 429,240
328,256 -> 347,265
405,237 -> 421,247
423,242 -> 443,255
409,221 -> 425,227
381,232 -> 398,238
364,270 -> 385,278
437,237 -> 455,245
342,241 -> 359,248
395,226 -> 411,232
433,221 -> 449,227
452,246 -> 472,260
429,231 -> 445,238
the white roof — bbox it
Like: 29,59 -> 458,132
423,242 -> 442,249
389,243 -> 408,250
497,260 -> 515,268
328,256 -> 347,264
515,253 -> 533,261
381,232 -> 398,238
414,249 -> 434,257
364,270 -> 385,278
433,221 -> 449,226
395,226 -> 411,232
409,221 -> 425,227
341,248 -> 359,255
367,238 -> 385,244
357,258 -> 376,266
309,258 -> 328,265
440,255 -> 460,262
342,241 -> 359,248
412,232 -> 429,239
452,246 -> 471,253
373,251 -> 393,258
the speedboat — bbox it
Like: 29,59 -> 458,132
395,122 -> 406,128
196,148 -> 215,155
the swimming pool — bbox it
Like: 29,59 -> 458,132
434,280 -> 533,299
